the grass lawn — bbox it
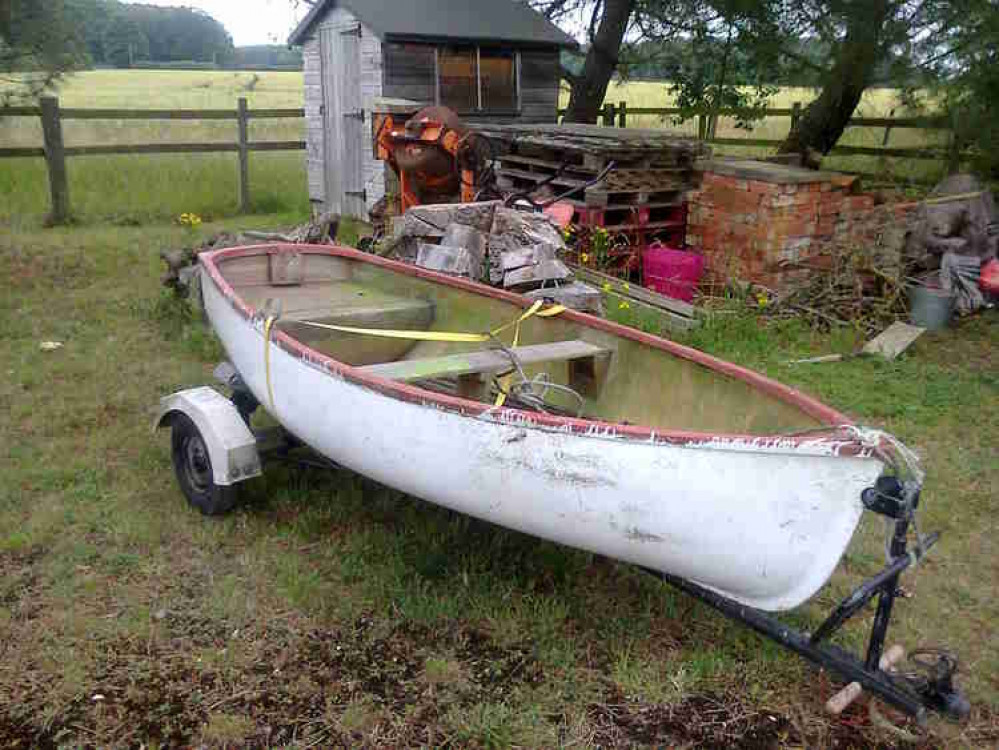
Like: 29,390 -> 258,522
1,212 -> 996,748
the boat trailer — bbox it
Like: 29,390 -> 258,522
649,475 -> 968,723
156,366 -> 970,725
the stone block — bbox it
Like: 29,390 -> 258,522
403,200 -> 500,237
416,242 -> 471,276
500,243 -> 557,272
503,259 -> 573,289
523,282 -> 605,317
442,223 -> 487,281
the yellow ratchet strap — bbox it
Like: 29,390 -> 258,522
494,302 -> 566,408
264,301 -> 567,407
295,300 -> 565,344
263,315 -> 277,408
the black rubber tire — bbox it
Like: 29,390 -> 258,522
170,413 -> 239,516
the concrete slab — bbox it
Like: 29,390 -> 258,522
863,321 -> 925,360
698,158 -> 843,184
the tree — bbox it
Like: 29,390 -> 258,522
773,1 -> 909,159
929,0 -> 999,179
646,2 -> 779,138
103,11 -> 147,68
535,0 -> 998,170
1,0 -> 88,103
561,0 -> 638,123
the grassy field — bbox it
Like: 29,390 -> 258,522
1,211 -> 996,747
570,81 -> 952,184
0,71 -> 953,228
0,72 -> 307,229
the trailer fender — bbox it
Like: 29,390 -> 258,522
153,387 -> 262,486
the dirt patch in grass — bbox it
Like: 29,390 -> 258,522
0,612 -> 548,748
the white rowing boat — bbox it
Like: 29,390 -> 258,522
176,242 -> 891,612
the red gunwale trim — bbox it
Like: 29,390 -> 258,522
200,243 -> 867,456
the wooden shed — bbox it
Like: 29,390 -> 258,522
289,0 -> 576,219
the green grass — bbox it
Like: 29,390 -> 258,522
0,152 -> 307,228
1,213 -> 996,747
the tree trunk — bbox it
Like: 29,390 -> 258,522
779,0 -> 891,157
563,0 -> 636,124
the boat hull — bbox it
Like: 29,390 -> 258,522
201,266 -> 883,611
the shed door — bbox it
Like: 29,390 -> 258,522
320,23 -> 366,219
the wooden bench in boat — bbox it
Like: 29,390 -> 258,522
360,339 -> 611,399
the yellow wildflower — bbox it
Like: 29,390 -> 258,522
618,301 -> 630,310
581,253 -> 590,263
622,282 -> 630,292
601,282 -> 612,292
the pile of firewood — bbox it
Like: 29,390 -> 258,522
761,215 -> 913,336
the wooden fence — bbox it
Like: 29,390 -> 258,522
0,96 -> 305,223
560,101 -> 955,163
1,96 -> 956,223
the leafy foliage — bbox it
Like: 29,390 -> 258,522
2,0 -> 235,102
0,0 -> 88,103
67,0 -> 234,68
537,0 -> 999,174
932,0 -> 999,181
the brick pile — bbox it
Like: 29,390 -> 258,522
686,160 -> 919,290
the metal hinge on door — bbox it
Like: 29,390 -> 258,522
345,189 -> 367,201
343,110 -> 365,122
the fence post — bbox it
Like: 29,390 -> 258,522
697,113 -> 707,141
882,108 -> 895,147
617,101 -> 628,128
602,102 -> 615,127
237,97 -> 250,213
40,96 -> 70,224
790,102 -> 802,134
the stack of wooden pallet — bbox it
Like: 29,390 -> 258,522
477,123 -> 709,276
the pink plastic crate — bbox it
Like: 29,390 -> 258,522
642,242 -> 704,302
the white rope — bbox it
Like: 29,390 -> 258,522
838,425 -> 925,485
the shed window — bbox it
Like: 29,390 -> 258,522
439,46 -> 478,112
479,50 -> 516,111
437,46 -> 518,113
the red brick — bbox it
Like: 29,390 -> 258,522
748,180 -> 778,195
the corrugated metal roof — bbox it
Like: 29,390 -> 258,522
289,0 -> 577,48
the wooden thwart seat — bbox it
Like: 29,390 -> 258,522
239,282 -> 437,366
360,339 -> 611,400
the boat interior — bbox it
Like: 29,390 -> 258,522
216,248 -> 824,435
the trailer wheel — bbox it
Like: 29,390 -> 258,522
170,413 -> 238,515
